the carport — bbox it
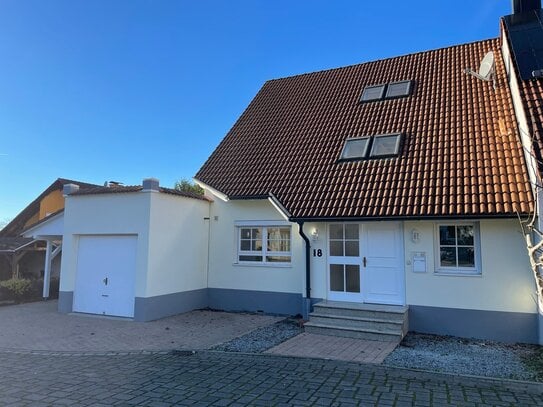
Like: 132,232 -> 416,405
0,237 -> 40,279
22,211 -> 63,298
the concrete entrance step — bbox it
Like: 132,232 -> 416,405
306,301 -> 408,342
303,322 -> 402,342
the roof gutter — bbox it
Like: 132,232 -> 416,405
289,213 -> 531,222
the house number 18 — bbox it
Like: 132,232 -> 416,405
313,249 -> 323,257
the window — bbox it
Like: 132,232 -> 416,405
360,80 -> 414,103
370,134 -> 402,157
339,134 -> 402,162
385,80 -> 412,98
238,226 -> 291,264
339,137 -> 370,160
360,84 -> 386,102
437,223 -> 479,274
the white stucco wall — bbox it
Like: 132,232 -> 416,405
61,191 -> 210,299
305,221 -> 329,300
60,193 -> 151,297
207,197 -> 304,294
145,193 -> 209,297
404,219 -> 536,313
247,217 -> 535,313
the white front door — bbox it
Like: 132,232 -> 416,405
327,222 -> 404,305
73,235 -> 137,318
361,222 -> 405,305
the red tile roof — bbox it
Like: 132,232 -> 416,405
0,178 -> 99,237
72,185 -> 211,202
196,39 -> 534,220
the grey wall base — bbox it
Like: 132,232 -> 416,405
208,288 -> 303,316
409,305 -> 538,344
58,291 -> 73,314
134,289 -> 208,322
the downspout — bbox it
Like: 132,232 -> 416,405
297,221 -> 312,319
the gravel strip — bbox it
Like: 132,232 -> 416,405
383,332 -> 540,381
212,317 -> 303,353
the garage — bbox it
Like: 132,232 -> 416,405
73,235 -> 137,318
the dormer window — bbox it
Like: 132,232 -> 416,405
385,80 -> 412,98
360,84 -> 386,102
339,133 -> 402,161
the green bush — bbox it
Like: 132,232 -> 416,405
0,278 -> 32,298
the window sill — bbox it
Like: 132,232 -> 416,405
233,262 -> 292,269
434,270 -> 481,277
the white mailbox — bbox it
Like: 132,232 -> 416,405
412,252 -> 426,273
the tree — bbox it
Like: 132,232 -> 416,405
174,178 -> 204,196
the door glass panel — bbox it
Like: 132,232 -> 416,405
345,241 -> 359,257
345,265 -> 360,293
330,264 -> 344,291
329,241 -> 344,256
344,224 -> 359,239
329,224 -> 343,239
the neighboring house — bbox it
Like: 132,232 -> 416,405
23,2 -> 543,344
1,178 -> 97,293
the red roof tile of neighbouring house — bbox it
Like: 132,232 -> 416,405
0,178 -> 99,237
195,39 -> 534,220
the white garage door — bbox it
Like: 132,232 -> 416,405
73,235 -> 137,318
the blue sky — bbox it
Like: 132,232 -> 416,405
0,0 -> 511,221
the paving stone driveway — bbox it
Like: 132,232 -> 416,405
0,350 -> 541,406
0,300 -> 280,352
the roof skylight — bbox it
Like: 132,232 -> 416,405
369,134 -> 402,157
339,134 -> 402,162
385,80 -> 412,98
360,80 -> 414,103
360,84 -> 386,102
340,137 -> 371,160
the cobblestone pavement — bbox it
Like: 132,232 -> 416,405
0,301 -> 280,352
0,350 -> 541,406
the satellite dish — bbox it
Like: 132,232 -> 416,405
463,51 -> 495,89
478,51 -> 495,80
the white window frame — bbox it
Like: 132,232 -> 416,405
235,222 -> 292,266
434,222 -> 481,276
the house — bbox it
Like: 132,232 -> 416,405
23,1 -> 543,343
0,178 -> 97,293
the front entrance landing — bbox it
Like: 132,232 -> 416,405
266,333 -> 398,363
